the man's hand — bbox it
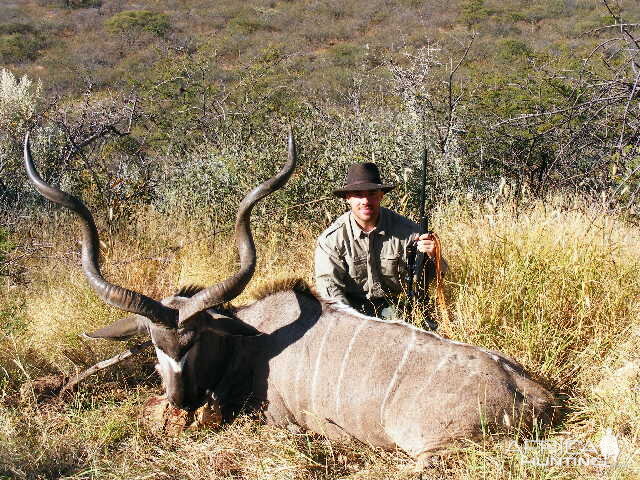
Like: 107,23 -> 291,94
416,232 -> 437,259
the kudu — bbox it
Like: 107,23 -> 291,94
24,132 -> 553,457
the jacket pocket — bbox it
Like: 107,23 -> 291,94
380,255 -> 403,292
349,256 -> 368,288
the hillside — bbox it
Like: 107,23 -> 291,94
4,0 -> 639,99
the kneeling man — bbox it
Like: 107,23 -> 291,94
315,162 -> 447,320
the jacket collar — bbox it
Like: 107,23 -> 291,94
349,208 -> 389,238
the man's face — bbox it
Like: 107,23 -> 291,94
345,189 -> 384,227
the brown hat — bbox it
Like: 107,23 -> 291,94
333,162 -> 395,198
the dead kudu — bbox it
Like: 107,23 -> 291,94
24,132 -> 553,458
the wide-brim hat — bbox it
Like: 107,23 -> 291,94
333,162 -> 395,198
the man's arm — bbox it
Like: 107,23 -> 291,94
314,239 -> 351,305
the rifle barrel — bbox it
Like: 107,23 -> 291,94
419,149 -> 429,233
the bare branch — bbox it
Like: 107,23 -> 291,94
602,0 -> 640,73
491,95 -> 628,128
443,34 -> 475,154
60,341 -> 152,395
585,23 -> 640,35
618,69 -> 640,150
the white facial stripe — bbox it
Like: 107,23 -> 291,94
155,346 -> 188,373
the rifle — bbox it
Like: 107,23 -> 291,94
405,149 -> 429,317
406,148 -> 449,329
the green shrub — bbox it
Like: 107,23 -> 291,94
105,10 -> 171,38
36,0 -> 101,7
327,43 -> 364,67
228,9 -> 275,34
0,24 -> 46,63
459,0 -> 489,28
65,0 -> 102,8
520,0 -> 573,23
496,38 -> 532,62
0,23 -> 35,35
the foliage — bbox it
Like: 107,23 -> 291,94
328,43 -> 365,67
0,1 -> 639,478
460,0 -> 489,28
0,69 -> 42,204
0,228 -> 15,276
105,10 -> 171,38
495,38 -> 532,62
64,0 -> 102,8
228,8 -> 275,34
0,23 -> 47,64
0,68 -> 41,134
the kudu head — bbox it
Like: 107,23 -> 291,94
24,131 -> 297,410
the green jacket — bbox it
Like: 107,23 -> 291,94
314,207 -> 447,313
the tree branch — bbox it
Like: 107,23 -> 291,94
60,340 -> 153,395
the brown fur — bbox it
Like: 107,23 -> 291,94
248,277 -> 315,301
175,285 -> 205,298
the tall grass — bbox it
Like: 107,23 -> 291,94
1,198 -> 638,479
439,200 -> 639,388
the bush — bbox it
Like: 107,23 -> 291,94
459,0 -> 489,28
496,38 -> 532,62
327,43 -> 365,67
0,68 -> 42,200
0,24 -> 46,63
65,0 -> 102,8
105,10 -> 171,38
0,23 -> 35,36
228,8 -> 276,34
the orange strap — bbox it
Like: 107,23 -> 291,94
431,232 -> 450,324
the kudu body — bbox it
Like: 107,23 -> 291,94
25,133 -> 553,456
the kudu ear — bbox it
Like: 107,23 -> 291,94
83,315 -> 148,341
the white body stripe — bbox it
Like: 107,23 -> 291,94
380,329 -> 416,426
325,298 -> 472,347
334,320 -> 368,423
310,318 -> 334,414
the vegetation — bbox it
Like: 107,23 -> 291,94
1,202 -> 639,478
0,23 -> 47,64
1,0 -> 640,478
0,1 -> 638,214
105,10 -> 171,38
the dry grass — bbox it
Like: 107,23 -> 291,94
1,199 -> 639,479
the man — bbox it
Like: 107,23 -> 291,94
314,162 -> 447,320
